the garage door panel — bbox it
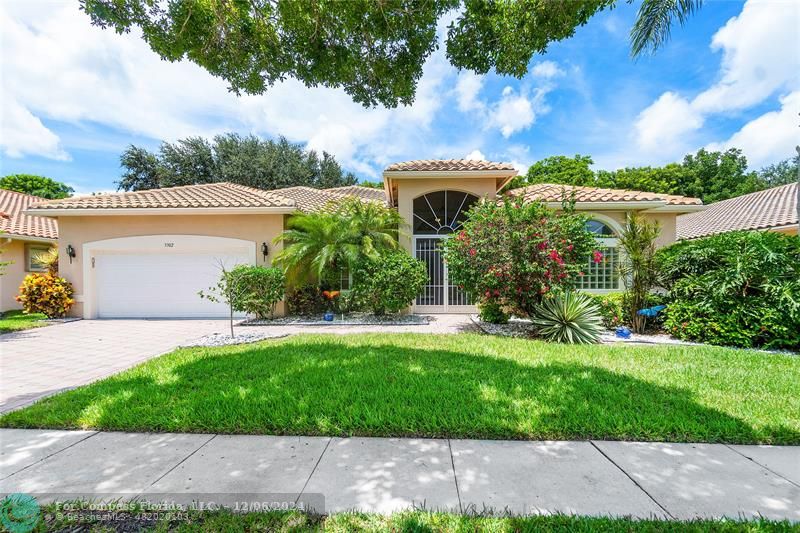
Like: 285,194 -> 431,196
95,253 -> 249,318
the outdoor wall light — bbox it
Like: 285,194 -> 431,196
66,244 -> 76,264
261,242 -> 269,261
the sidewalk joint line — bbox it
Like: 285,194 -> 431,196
589,441 -> 674,519
2,430 -> 100,480
447,439 -> 463,514
295,437 -> 332,505
142,433 -> 218,493
723,444 -> 800,488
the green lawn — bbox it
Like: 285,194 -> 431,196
39,508 -> 795,533
0,309 -> 47,334
2,333 -> 798,443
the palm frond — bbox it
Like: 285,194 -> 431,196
631,0 -> 703,57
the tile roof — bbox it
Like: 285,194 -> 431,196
385,159 -> 517,172
276,186 -> 351,213
26,182 -> 296,211
677,183 -> 798,240
325,185 -> 388,204
0,189 -> 59,240
24,182 -> 387,215
506,183 -> 703,206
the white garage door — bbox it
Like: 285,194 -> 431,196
95,252 -> 250,318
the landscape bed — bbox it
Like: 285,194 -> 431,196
1,333 -> 798,444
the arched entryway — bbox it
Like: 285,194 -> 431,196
412,190 -> 478,313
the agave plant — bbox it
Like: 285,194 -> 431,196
532,291 -> 604,344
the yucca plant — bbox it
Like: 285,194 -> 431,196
532,291 -> 604,344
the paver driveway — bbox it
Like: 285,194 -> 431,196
0,319 -> 227,413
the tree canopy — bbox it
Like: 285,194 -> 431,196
81,0 -> 702,107
513,149 -> 793,204
117,133 -> 357,192
0,174 -> 74,199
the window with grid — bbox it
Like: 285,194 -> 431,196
578,246 -> 620,290
579,218 -> 621,291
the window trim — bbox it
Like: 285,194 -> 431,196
580,214 -> 625,294
25,243 -> 51,273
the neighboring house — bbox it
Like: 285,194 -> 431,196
677,182 -> 799,240
0,190 -> 59,311
25,159 -> 703,319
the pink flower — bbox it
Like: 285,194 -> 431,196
592,250 -> 604,263
578,271 -> 585,277
469,249 -> 477,257
537,241 -> 548,251
567,244 -> 574,251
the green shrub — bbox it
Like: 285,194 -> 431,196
588,292 -> 625,329
532,291 -> 603,344
230,265 -> 285,319
589,292 -> 668,331
286,284 -> 325,316
351,251 -> 427,315
443,196 -> 598,318
16,273 -> 75,318
657,231 -> 800,349
477,300 -> 509,324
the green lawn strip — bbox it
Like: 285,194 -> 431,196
0,310 -> 48,334
2,333 -> 798,444
39,507 -> 797,533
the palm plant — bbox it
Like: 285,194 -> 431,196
618,213 -> 661,333
32,247 -> 59,275
631,0 -> 703,57
532,291 -> 604,344
274,198 -> 405,287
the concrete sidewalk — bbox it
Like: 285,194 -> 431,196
1,429 -> 798,520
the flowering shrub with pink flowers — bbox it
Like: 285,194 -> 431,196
443,197 -> 599,318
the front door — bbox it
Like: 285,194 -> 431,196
410,189 -> 479,313
413,236 -> 473,313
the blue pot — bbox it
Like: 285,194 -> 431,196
615,326 -> 632,339
323,312 -> 335,322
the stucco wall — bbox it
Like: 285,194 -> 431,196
1,239 -> 57,312
56,214 -> 285,317
1,240 -> 25,311
577,210 -> 678,248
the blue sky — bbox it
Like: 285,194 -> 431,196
1,0 -> 798,194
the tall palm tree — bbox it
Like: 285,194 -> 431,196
631,0 -> 703,57
274,198 -> 405,286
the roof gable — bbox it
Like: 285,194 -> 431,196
0,189 -> 58,240
385,159 -> 516,172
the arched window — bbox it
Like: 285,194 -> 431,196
579,216 -> 622,292
585,219 -> 616,236
413,190 -> 479,235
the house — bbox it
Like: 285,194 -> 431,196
0,190 -> 59,311
25,160 -> 704,318
677,182 -> 799,240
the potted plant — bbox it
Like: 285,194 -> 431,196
322,290 -> 340,321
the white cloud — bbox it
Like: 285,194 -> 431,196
706,91 -> 800,168
464,149 -> 486,161
692,0 -> 799,114
632,0 -> 799,164
488,87 -> 539,138
634,92 -> 703,153
1,98 -> 69,160
531,61 -> 565,79
454,72 -> 485,112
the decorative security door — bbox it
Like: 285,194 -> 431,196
412,190 -> 478,313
